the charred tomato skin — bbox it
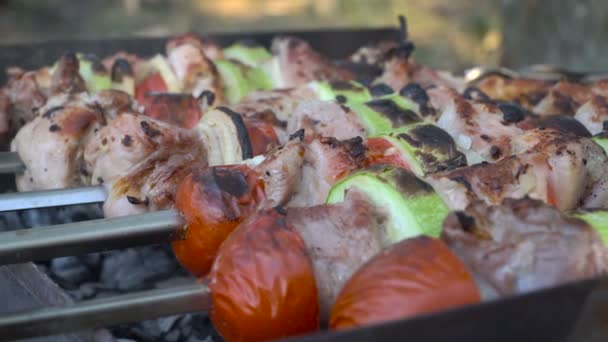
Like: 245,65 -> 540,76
172,165 -> 265,276
245,119 -> 280,156
141,93 -> 202,129
329,236 -> 480,329
364,136 -> 411,170
209,208 -> 319,342
135,72 -> 168,103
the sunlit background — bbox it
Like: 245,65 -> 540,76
0,0 -> 606,72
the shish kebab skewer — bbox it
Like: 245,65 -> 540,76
0,79 -> 466,213
0,71 -> 601,214
2,124 -> 608,267
1,193 -> 607,341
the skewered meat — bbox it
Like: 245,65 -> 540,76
288,99 -> 366,141
270,36 -> 353,88
441,197 -> 608,300
287,190 -> 386,321
234,87 -> 314,142
472,73 -> 554,109
1,68 -> 49,133
429,128 -> 608,211
574,95 -> 608,135
91,115 -> 206,217
288,136 -> 367,207
166,33 -> 223,99
49,53 -> 87,95
11,93 -> 104,191
255,137 -> 305,207
429,86 -> 527,164
91,89 -> 135,121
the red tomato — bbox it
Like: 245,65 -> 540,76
330,236 -> 480,330
135,72 -> 168,103
245,119 -> 280,156
365,137 -> 411,170
209,208 -> 319,342
142,93 -> 202,129
172,165 -> 265,276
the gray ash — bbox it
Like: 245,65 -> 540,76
0,202 -> 219,341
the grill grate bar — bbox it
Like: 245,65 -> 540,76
0,209 -> 183,265
0,152 -> 25,174
0,282 -> 210,340
0,185 -> 107,211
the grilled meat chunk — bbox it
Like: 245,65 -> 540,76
271,36 -> 353,88
12,94 -> 104,191
441,197 -> 608,300
430,87 -> 526,164
255,138 -> 305,208
575,95 -> 608,135
288,100 -> 366,141
288,190 -> 386,321
166,33 -> 223,99
84,114 -> 205,217
429,129 -> 608,211
288,136 -> 367,207
472,74 -> 553,110
50,53 -> 87,95
2,68 -> 49,133
234,87 -> 315,143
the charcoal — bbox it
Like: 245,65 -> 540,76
165,329 -> 181,342
50,256 -> 93,288
159,315 -> 180,333
0,200 -> 217,341
81,252 -> 102,271
66,282 -> 105,300
100,246 -> 178,291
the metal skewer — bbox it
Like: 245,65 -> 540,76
0,185 -> 107,211
0,209 -> 184,265
0,282 -> 210,340
0,151 -> 25,174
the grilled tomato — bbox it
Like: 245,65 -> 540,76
209,208 -> 319,342
173,165 -> 265,276
329,236 -> 480,329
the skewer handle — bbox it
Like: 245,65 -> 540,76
0,282 -> 210,340
0,185 -> 107,212
0,152 -> 25,173
0,209 -> 184,265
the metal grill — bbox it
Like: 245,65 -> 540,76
0,27 -> 607,342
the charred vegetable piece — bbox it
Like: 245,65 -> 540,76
366,124 -> 466,176
215,60 -> 272,104
308,80 -> 372,104
215,60 -> 252,104
173,165 -> 265,276
327,165 -> 449,239
347,94 -> 421,135
330,236 -> 480,330
260,56 -> 285,88
141,93 -> 202,129
223,41 -> 272,67
570,208 -> 608,246
209,208 -> 319,342
196,107 -> 253,165
593,132 -> 608,155
110,58 -> 135,96
77,54 -> 112,93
